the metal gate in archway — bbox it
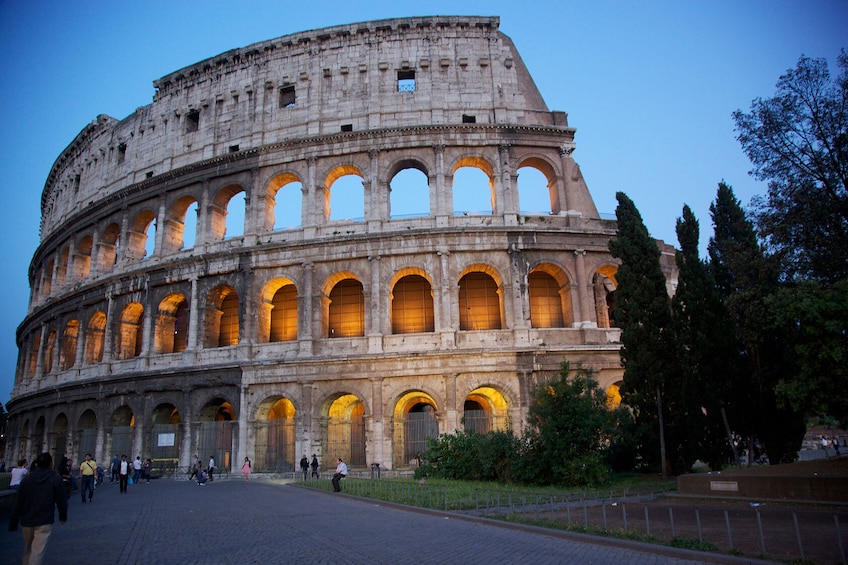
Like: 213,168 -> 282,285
394,410 -> 439,467
150,424 -> 180,461
253,419 -> 295,472
198,421 -> 235,472
110,426 -> 134,458
78,429 -> 97,459
326,414 -> 366,467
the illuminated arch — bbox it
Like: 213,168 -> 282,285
324,393 -> 366,467
154,293 -> 189,354
463,386 -> 511,433
254,396 -> 297,472
258,277 -> 298,343
392,391 -> 439,467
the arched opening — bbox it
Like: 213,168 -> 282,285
116,303 -> 144,359
254,397 -> 296,472
528,265 -> 573,328
328,173 -> 365,222
27,334 -> 40,378
56,246 -> 69,288
325,394 -> 366,467
59,319 -> 79,370
206,286 -> 239,347
391,274 -> 435,334
458,272 -> 502,330
84,311 -> 106,364
97,222 -> 120,271
52,413 -> 69,459
463,387 -> 510,434
40,259 -> 54,298
128,209 -> 156,261
270,174 -> 303,230
43,328 -> 56,373
165,195 -> 199,253
517,160 -> 556,215
606,382 -> 623,408
210,184 -> 245,240
110,406 -> 135,460
270,284 -> 298,341
389,164 -> 430,219
452,159 -> 494,215
198,399 -> 236,472
328,279 -> 364,337
150,403 -> 181,463
593,267 -> 618,328
392,392 -> 439,467
75,235 -> 93,280
154,293 -> 189,354
78,409 -> 97,460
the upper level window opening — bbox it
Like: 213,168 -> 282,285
118,142 -> 127,163
229,145 -> 240,153
279,85 -> 296,108
398,70 -> 415,92
186,110 -> 200,133
462,114 -> 476,124
340,124 -> 353,132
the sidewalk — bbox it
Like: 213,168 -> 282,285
0,476 -> 760,565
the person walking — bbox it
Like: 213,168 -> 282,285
332,458 -> 348,492
110,455 -> 120,483
310,454 -> 320,479
300,454 -> 309,480
132,456 -> 142,484
8,452 -> 68,565
118,455 -> 130,493
208,455 -> 215,482
79,454 -> 96,504
241,457 -> 251,480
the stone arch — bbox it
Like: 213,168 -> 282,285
163,194 -> 200,253
83,311 -> 106,365
322,392 -> 367,467
74,234 -> 93,280
33,416 -> 46,457
154,293 -> 189,354
198,398 -> 236,472
109,405 -> 135,459
52,412 -> 69,459
59,319 -> 79,370
265,172 -> 304,231
43,327 -> 57,374
254,396 -> 297,472
606,381 -> 623,408
40,258 -> 54,299
150,402 -> 181,462
56,245 -> 70,288
392,391 -> 440,467
462,385 -> 511,433
258,277 -> 298,343
97,222 -> 121,271
128,208 -> 156,261
593,265 -> 618,329
324,165 -> 365,222
451,155 -> 496,215
389,268 -> 435,334
528,263 -> 573,328
458,264 -> 505,331
210,183 -> 246,240
387,158 -> 431,219
77,409 -> 97,460
115,302 -> 144,360
27,333 -> 40,378
516,156 -> 559,215
205,285 -> 239,347
322,273 -> 364,338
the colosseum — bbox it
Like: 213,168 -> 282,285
6,16 -> 675,475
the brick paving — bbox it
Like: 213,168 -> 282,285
1,477 -> 762,565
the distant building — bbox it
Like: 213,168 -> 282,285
6,16 -> 676,473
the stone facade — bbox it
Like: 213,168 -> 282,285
7,16 -> 677,473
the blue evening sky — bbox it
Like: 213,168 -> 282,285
0,1 -> 845,405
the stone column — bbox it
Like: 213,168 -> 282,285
367,255 -> 383,353
103,289 -> 115,361
557,142 -> 576,213
187,276 -> 200,350
573,250 -> 590,327
298,261 -> 314,357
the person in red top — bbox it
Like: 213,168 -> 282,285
8,452 -> 68,565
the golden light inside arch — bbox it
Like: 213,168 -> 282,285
606,383 -> 622,407
393,391 -> 437,420
328,394 -> 364,419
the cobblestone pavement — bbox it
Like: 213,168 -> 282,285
1,477 -> 766,565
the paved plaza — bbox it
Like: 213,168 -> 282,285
1,476 -> 760,564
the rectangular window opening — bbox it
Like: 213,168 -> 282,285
279,85 -> 296,108
462,114 -> 476,124
118,143 -> 127,163
186,110 -> 200,133
340,124 -> 353,132
397,70 -> 416,92
229,145 -> 240,153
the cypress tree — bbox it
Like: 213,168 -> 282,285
609,192 -> 688,473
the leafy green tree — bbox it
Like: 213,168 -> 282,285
708,183 -> 805,463
517,361 -> 618,487
672,204 -> 741,470
733,51 -> 848,283
609,192 -> 695,474
415,429 -> 520,482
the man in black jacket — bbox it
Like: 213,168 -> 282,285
8,452 -> 68,565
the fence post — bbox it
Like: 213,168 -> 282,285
724,510 -> 733,551
602,501 -> 607,531
792,512 -> 805,561
622,503 -> 627,531
756,509 -> 766,557
696,508 -> 702,543
669,506 -> 675,538
644,505 -> 651,537
834,514 -> 845,565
